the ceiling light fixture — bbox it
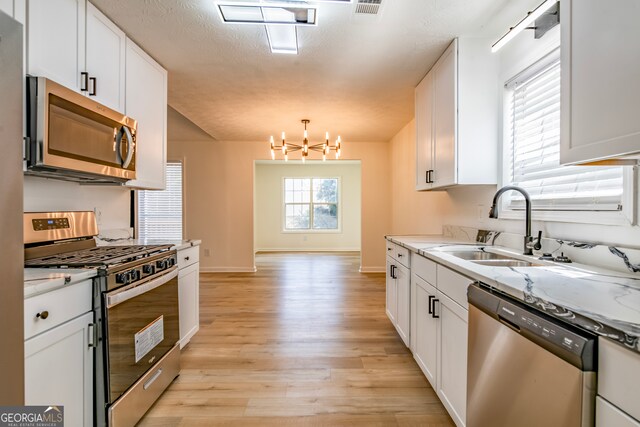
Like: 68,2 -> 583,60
269,120 -> 342,162
491,0 -> 559,53
217,2 -> 318,25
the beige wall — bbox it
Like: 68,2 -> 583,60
389,120 -> 450,235
168,119 -> 391,271
254,162 -> 361,252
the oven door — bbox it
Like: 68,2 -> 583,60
104,268 -> 178,402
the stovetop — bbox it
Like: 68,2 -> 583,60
25,244 -> 173,268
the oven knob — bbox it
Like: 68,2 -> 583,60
116,272 -> 129,284
168,257 -> 175,267
156,259 -> 167,270
143,264 -> 155,274
131,269 -> 141,281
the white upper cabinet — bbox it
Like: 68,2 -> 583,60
415,38 -> 499,190
415,72 -> 434,190
86,2 -> 125,112
560,0 -> 640,165
125,38 -> 167,190
432,44 -> 457,188
27,0 -> 86,92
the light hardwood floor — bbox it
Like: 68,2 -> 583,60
139,252 -> 454,426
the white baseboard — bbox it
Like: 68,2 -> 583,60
255,248 -> 361,252
200,266 -> 257,273
359,266 -> 385,273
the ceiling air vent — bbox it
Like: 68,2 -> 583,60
355,0 -> 382,15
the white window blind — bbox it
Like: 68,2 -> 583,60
138,162 -> 183,240
506,51 -> 624,211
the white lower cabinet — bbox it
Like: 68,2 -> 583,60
25,311 -> 93,427
395,263 -> 410,347
385,257 -> 397,324
386,254 -> 410,347
597,397 -> 640,427
436,291 -> 468,427
411,274 -> 438,386
179,262 -> 200,348
177,244 -> 200,348
596,337 -> 640,426
399,242 -> 472,427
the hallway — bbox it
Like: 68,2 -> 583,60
140,252 -> 454,426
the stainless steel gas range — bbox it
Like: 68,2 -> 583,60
24,211 -> 180,427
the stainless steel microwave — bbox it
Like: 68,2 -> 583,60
25,76 -> 137,184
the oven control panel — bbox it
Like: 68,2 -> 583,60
32,217 -> 70,231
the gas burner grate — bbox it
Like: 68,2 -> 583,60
25,244 -> 173,268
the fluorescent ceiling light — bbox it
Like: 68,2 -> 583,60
491,0 -> 558,53
265,24 -> 298,54
217,2 -> 317,25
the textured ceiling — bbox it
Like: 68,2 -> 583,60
92,0 -> 510,142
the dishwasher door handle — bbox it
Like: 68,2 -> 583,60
498,315 -> 521,332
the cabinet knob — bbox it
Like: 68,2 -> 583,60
36,310 -> 49,320
185,256 -> 190,261
397,253 -> 403,257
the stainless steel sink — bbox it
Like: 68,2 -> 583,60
445,250 -> 544,267
471,259 -> 543,268
445,251 -> 514,261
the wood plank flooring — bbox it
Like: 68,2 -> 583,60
139,252 -> 454,426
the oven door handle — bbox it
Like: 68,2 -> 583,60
106,268 -> 178,308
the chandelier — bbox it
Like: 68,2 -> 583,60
269,119 -> 342,162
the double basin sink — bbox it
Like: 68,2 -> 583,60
445,250 -> 544,268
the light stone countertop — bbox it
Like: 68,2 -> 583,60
24,268 -> 97,299
386,235 -> 640,353
95,238 -> 202,251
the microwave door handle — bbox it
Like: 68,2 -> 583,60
119,126 -> 134,169
106,268 -> 178,308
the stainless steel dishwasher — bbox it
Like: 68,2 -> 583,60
467,283 -> 597,427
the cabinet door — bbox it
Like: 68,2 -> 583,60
25,311 -> 93,427
560,0 -> 640,165
385,258 -> 397,324
415,71 -> 434,191
86,2 -> 125,112
395,263 -> 410,347
596,396 -> 640,427
27,0 -> 86,93
436,291 -> 468,427
411,275 -> 438,387
179,262 -> 200,349
432,41 -> 457,189
125,38 -> 167,190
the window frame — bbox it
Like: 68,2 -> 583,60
499,47 -> 637,226
281,177 -> 342,233
136,159 -> 186,240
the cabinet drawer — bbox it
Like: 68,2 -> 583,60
436,265 -> 473,309
24,280 -> 92,340
394,245 -> 410,268
411,253 -> 436,285
596,396 -> 640,427
177,246 -> 199,270
598,338 -> 640,420
386,240 -> 395,254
